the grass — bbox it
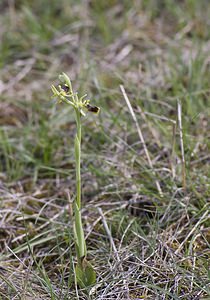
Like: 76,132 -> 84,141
0,0 -> 209,299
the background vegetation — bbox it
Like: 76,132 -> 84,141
0,0 -> 209,299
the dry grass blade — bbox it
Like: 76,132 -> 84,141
97,207 -> 130,299
141,110 -> 177,178
97,207 -> 119,259
175,209 -> 209,255
120,84 -> 163,196
177,99 -> 186,190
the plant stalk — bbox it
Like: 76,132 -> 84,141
51,73 -> 97,287
74,109 -> 86,262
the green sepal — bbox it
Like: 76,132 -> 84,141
59,72 -> 72,91
51,85 -> 59,96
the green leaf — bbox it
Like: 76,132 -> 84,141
75,260 -> 96,288
73,202 -> 86,258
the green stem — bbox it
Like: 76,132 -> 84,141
75,109 -> 81,208
74,109 -> 86,261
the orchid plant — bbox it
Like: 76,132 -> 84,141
51,73 -> 99,288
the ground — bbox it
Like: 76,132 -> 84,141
0,0 -> 209,299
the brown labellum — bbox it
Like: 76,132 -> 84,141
61,84 -> 70,93
86,104 -> 100,114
